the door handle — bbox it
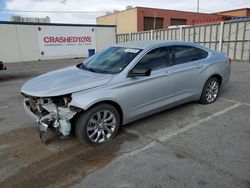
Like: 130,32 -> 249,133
196,64 -> 204,69
166,71 -> 173,76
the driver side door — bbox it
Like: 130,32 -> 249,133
119,47 -> 176,122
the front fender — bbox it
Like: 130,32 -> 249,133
69,89 -> 122,111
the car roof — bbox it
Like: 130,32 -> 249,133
114,40 -> 209,51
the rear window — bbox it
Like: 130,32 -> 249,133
170,45 -> 208,65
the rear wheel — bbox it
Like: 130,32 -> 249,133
75,104 -> 120,146
199,77 -> 220,104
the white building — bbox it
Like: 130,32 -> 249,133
11,16 -> 51,23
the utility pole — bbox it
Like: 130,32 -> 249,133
153,12 -> 156,30
197,0 -> 199,13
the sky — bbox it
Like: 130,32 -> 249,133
0,0 -> 249,24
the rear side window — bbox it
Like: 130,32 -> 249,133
170,46 -> 208,65
134,47 -> 170,70
196,48 -> 209,59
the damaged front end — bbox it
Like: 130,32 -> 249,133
23,94 -> 78,143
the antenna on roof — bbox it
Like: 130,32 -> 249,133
197,0 -> 200,13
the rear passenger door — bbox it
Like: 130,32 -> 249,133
168,45 -> 208,101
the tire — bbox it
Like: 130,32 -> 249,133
75,104 -> 121,146
199,76 -> 220,104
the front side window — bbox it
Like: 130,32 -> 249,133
170,46 -> 208,65
78,47 -> 142,74
134,47 -> 170,70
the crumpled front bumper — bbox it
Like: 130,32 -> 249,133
23,99 -> 39,121
23,99 -> 49,142
23,98 -> 77,143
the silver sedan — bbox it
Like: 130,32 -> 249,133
21,40 -> 231,145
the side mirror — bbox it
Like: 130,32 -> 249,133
128,68 -> 151,77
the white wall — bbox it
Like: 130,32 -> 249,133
17,25 -> 41,62
0,24 -> 21,62
0,22 -> 116,63
96,26 -> 116,51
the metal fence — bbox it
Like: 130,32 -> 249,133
116,18 -> 250,61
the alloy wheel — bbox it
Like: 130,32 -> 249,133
205,80 -> 219,103
86,110 -> 117,143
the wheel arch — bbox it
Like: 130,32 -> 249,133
208,74 -> 222,86
91,100 -> 123,124
197,73 -> 222,101
71,99 -> 124,125
198,73 -> 222,104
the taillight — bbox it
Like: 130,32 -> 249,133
229,58 -> 232,64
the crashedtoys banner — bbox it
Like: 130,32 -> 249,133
38,26 -> 96,57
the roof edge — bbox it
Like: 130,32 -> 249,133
97,6 -> 226,19
0,21 -> 116,27
215,7 -> 250,14
97,7 -> 137,19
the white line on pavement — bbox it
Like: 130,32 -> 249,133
121,141 -> 157,158
158,102 -> 242,142
221,98 -> 250,106
122,102 -> 242,158
243,103 -> 250,106
220,98 -> 240,103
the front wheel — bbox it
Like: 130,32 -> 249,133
75,104 -> 120,146
199,77 -> 220,104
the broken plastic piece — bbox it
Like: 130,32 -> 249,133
39,130 -> 47,144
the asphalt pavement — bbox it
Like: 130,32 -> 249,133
0,59 -> 249,188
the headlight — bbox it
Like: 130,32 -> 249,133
51,94 -> 72,107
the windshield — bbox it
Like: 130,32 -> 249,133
78,47 -> 142,74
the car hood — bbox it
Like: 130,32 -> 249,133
21,66 -> 113,97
